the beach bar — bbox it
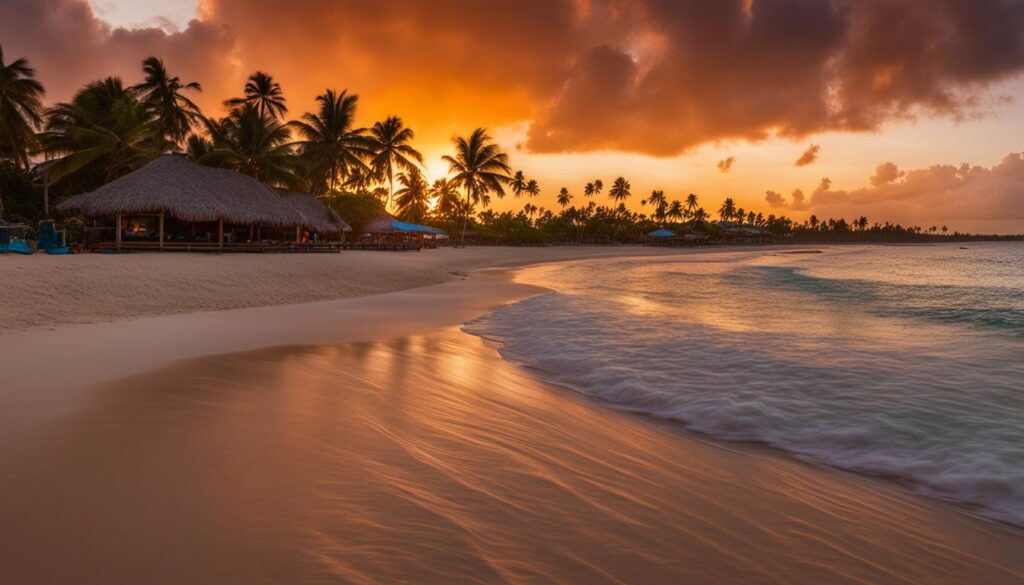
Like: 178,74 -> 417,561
645,227 -> 710,247
58,155 -> 351,253
356,214 -> 447,250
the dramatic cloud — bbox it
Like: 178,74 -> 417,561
526,0 -> 1024,154
794,145 -> 821,167
806,153 -> 1024,232
3,0 -> 1023,155
0,0 -> 237,108
717,157 -> 736,173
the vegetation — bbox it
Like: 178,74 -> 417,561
290,89 -> 373,194
0,46 -> 1019,245
393,167 -> 430,222
0,45 -> 45,169
369,116 -> 422,209
441,128 -> 512,245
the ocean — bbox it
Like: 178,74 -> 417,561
466,243 -> 1024,526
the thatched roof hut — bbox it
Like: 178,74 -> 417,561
280,192 -> 352,233
58,155 -> 330,230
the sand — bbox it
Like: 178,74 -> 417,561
0,246 -> 707,331
2,246 -> 1022,583
2,330 -> 1022,584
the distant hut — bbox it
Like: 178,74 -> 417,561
361,214 -> 447,250
58,155 -> 349,252
646,228 -> 677,247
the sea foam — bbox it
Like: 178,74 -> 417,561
465,244 -> 1024,526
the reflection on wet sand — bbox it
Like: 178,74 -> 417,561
1,331 -> 1022,584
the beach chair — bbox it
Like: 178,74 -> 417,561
37,219 -> 71,254
0,222 -> 32,254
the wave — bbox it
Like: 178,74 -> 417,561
752,265 -> 1024,335
464,251 -> 1024,527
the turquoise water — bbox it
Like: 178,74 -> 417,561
466,243 -> 1024,526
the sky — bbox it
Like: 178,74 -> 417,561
2,0 -> 1023,233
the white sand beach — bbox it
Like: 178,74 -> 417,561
0,246 -> 708,330
2,247 -> 1023,584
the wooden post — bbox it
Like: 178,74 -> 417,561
217,218 -> 224,253
115,212 -> 122,251
159,211 -> 165,251
295,224 -> 301,243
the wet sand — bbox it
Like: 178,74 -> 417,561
2,330 -> 1022,584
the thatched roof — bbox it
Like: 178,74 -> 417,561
363,214 -> 400,233
59,155 -> 307,228
364,214 -> 446,235
280,192 -> 351,233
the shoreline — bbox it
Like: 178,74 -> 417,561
0,248 -> 729,429
0,246 -> 795,433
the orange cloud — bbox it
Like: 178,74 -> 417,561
0,0 -> 237,107
806,153 -> 1024,232
869,162 -> 905,187
794,145 -> 821,167
717,157 -> 736,173
4,0 -> 1023,157
764,188 -> 810,211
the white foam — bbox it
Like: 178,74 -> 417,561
465,248 -> 1024,526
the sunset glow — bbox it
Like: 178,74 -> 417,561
2,0 -> 1023,231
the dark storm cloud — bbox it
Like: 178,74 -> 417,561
3,0 -> 1023,153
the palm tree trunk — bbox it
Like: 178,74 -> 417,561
388,172 -> 394,213
459,186 -> 473,248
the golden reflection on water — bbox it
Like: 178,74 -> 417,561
1,330 -> 1022,584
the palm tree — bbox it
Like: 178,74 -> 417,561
608,176 -> 630,203
184,133 -> 212,161
224,72 -> 287,119
510,170 -> 527,198
557,187 -> 572,208
593,179 -> 604,198
808,215 -> 819,230
648,190 -> 666,210
718,198 -> 736,222
431,177 -> 462,220
394,167 -> 430,222
132,56 -> 202,149
42,77 -> 158,184
525,179 -> 540,198
0,46 -> 45,169
667,200 -> 683,223
684,193 -> 699,220
693,207 -> 708,223
442,128 -> 512,246
584,182 -> 595,199
369,116 -> 423,210
291,89 -> 375,195
198,103 -> 301,188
